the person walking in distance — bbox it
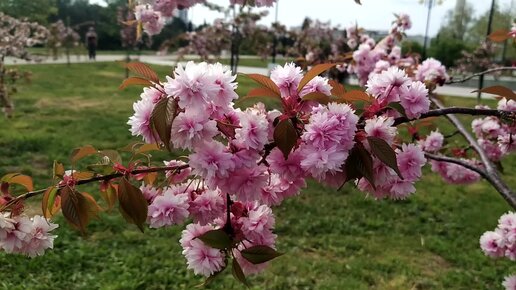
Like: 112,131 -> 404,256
85,27 -> 98,60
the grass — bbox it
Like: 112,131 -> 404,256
1,62 -> 515,289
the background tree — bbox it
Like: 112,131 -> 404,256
0,0 -> 58,25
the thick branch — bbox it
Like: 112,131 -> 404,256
4,164 -> 190,209
446,67 -> 516,84
392,107 -> 510,127
430,96 -> 516,209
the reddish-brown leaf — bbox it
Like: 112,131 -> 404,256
237,87 -> 282,104
42,187 -> 59,218
150,97 -> 177,151
118,177 -> 148,232
100,183 -> 117,211
136,143 -> 161,154
70,145 -> 97,163
119,76 -> 153,90
125,62 -> 159,83
60,187 -> 98,234
488,29 -> 510,42
367,136 -> 403,179
244,74 -> 281,97
72,171 -> 95,181
338,90 -> 372,103
472,85 -> 516,100
301,92 -> 330,105
53,160 -> 65,178
297,63 -> 337,93
273,119 -> 298,159
232,259 -> 249,287
329,79 -> 346,97
100,150 -> 122,164
1,173 -> 33,192
143,172 -> 157,186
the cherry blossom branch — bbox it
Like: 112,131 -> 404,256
424,153 -> 488,180
446,67 -> 516,84
430,96 -> 516,209
391,107 -> 513,127
4,164 -> 190,209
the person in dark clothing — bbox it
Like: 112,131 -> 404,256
85,27 -> 98,60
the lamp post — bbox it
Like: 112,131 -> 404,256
422,0 -> 435,60
477,0 -> 496,102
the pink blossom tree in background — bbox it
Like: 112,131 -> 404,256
2,0 -> 516,288
0,12 -> 48,117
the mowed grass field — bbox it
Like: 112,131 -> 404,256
1,62 -> 515,289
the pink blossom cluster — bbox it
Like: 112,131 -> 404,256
135,0 -> 276,36
503,274 -> 516,290
180,201 -> 276,276
480,212 -> 516,261
415,58 -> 449,85
0,214 -> 58,257
472,99 -> 516,162
430,159 -> 481,184
366,67 -> 430,118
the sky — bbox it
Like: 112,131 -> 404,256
90,0 -> 515,37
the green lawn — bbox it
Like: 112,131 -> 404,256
0,62 -> 515,289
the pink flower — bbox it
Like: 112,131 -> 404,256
420,130 -> 444,153
22,215 -> 58,258
140,184 -> 162,203
270,62 -> 303,97
164,62 -> 218,110
503,275 -> 516,290
431,160 -> 481,184
415,58 -> 449,84
164,160 -> 191,184
299,76 -> 332,97
399,81 -> 429,119
152,0 -> 176,18
189,189 -> 225,225
240,203 -> 275,243
189,141 -> 235,180
170,111 -> 218,150
141,86 -> 164,103
300,144 -> 347,180
396,143 -> 426,180
134,5 -> 165,36
499,98 -> 516,112
147,190 -> 190,228
180,223 -> 226,277
208,63 -> 238,107
217,166 -> 269,202
0,215 -> 32,254
234,109 -> 269,150
267,148 -> 305,179
480,231 -> 505,258
364,116 -> 397,144
127,97 -> 156,144
366,67 -> 411,104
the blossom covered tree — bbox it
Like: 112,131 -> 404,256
2,1 -> 516,288
0,12 -> 48,117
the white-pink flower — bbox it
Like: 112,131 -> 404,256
503,274 -> 516,290
189,141 -> 235,180
270,62 -> 303,97
22,215 -> 58,258
170,111 -> 218,150
147,190 -> 190,228
128,97 -> 156,144
399,81 -> 429,119
420,130 -> 444,153
364,116 -> 397,144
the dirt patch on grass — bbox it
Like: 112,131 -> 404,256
35,97 -> 108,110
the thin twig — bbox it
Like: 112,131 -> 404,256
389,107 -> 511,127
424,152 -> 488,180
446,67 -> 516,84
4,164 -> 190,208
430,96 -> 516,209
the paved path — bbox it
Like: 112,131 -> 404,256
4,54 -> 510,99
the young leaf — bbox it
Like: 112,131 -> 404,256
1,173 -> 33,192
488,29 -> 510,42
297,63 -> 336,93
100,150 -> 122,164
241,245 -> 284,264
72,171 -> 95,181
60,187 -> 98,234
125,62 -> 159,83
236,87 -> 283,105
344,143 -> 375,189
135,143 -> 161,154
42,187 -> 59,218
387,102 -> 407,118
367,136 -> 403,179
118,177 -> 148,232
119,76 -> 153,90
150,97 -> 177,151
301,92 -> 330,105
232,259 -> 249,287
244,74 -> 281,97
53,161 -> 65,178
197,229 -> 232,250
329,79 -> 346,97
472,85 -> 516,100
100,183 -> 118,211
70,145 -> 97,163
338,90 -> 372,103
273,118 -> 298,159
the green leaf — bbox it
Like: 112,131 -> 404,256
150,97 -> 177,151
41,187 -> 59,218
232,259 -> 249,287
118,177 -> 148,232
197,229 -> 232,250
273,118 -> 298,159
367,136 -> 403,179
241,245 -> 284,264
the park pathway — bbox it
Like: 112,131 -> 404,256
5,53 -> 511,99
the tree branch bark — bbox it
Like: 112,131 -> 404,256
430,96 -> 516,209
446,67 -> 516,84
391,107 -> 512,127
